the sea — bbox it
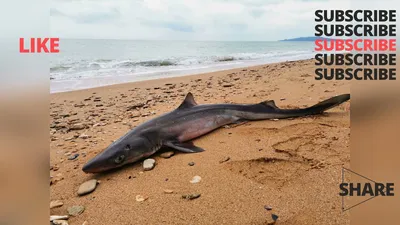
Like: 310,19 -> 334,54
50,39 -> 315,93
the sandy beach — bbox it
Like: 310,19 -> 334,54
50,59 -> 350,225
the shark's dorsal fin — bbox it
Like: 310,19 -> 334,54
177,92 -> 198,110
260,100 -> 279,109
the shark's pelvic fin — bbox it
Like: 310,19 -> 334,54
164,141 -> 204,153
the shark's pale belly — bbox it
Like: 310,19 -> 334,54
163,114 -> 237,142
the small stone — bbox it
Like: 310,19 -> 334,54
68,154 -> 79,160
77,179 -> 98,196
272,214 -> 279,221
190,175 -> 201,184
79,134 -> 91,139
219,156 -> 230,163
53,220 -> 69,225
50,200 -> 64,209
181,193 -> 201,200
135,195 -> 148,202
164,189 -> 174,194
264,205 -> 273,211
143,158 -> 156,171
280,98 -> 286,101
160,151 -> 174,158
69,123 -> 85,131
188,162 -> 195,166
67,205 -> 85,216
222,83 -> 234,87
50,215 -> 69,221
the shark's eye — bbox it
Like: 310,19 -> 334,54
114,155 -> 125,164
124,145 -> 131,151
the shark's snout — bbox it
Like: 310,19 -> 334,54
82,153 -> 113,173
82,158 -> 103,173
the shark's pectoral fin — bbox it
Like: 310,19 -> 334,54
164,141 -> 204,153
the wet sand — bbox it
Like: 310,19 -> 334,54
50,59 -> 350,225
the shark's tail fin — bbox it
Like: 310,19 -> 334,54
239,94 -> 350,120
278,94 -> 350,118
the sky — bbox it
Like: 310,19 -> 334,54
50,0 -> 398,41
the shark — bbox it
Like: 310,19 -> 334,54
82,92 -> 350,173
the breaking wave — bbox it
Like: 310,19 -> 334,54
50,50 -> 313,81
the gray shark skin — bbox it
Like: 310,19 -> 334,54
82,92 -> 350,173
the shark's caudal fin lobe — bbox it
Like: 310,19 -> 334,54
164,141 -> 204,153
177,92 -> 198,110
306,94 -> 350,114
243,94 -> 350,120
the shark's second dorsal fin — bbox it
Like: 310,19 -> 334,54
259,100 -> 279,109
177,92 -> 198,110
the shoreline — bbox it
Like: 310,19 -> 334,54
51,57 -> 314,94
50,58 -> 350,225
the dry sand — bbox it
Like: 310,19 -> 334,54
50,59 -> 350,225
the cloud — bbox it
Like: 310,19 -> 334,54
50,0 -> 353,41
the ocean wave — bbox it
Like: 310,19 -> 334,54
50,50 -> 314,81
114,60 -> 177,68
50,65 -> 71,72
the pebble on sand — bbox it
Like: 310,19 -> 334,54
163,189 -> 174,194
68,153 -> 79,160
143,158 -> 156,171
219,156 -> 230,163
188,162 -> 195,166
182,193 -> 201,200
52,220 -> 69,225
264,205 -> 273,211
50,200 -> 64,209
160,151 -> 174,158
50,215 -> 69,221
190,175 -> 202,184
78,179 -> 98,196
67,205 -> 85,216
135,195 -> 148,202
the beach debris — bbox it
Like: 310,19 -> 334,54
67,205 -> 85,216
50,200 -> 64,209
182,193 -> 201,200
143,158 -> 156,171
135,195 -> 148,202
52,220 -> 69,225
163,189 -> 174,194
69,123 -> 86,131
51,220 -> 68,225
127,103 -> 145,111
222,83 -> 234,88
50,174 -> 64,185
82,221 -> 88,225
160,151 -> 174,158
78,179 -> 98,196
264,205 -> 273,211
68,153 -> 79,160
190,175 -> 202,184
188,162 -> 195,166
219,156 -> 230,163
280,98 -> 286,101
50,215 -> 69,221
266,214 -> 279,225
129,111 -> 141,118
79,133 -> 91,139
